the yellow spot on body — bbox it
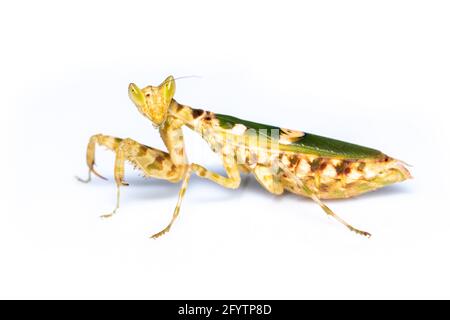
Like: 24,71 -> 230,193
307,155 -> 317,163
331,159 -> 341,166
231,124 -> 247,135
281,155 -> 291,167
364,167 -> 377,179
296,158 -> 311,176
279,128 -> 305,144
322,164 -> 337,178
348,170 -> 362,180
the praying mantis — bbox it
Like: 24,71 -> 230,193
77,76 -> 411,239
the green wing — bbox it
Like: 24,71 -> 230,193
215,113 -> 384,159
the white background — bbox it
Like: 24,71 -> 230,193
1,0 -> 450,299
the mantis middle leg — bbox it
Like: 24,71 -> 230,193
150,152 -> 242,238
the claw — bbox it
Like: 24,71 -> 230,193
150,227 -> 171,239
101,187 -> 121,219
100,211 -> 116,219
91,167 -> 108,180
345,222 -> 372,238
75,173 -> 91,183
75,167 -> 107,183
350,227 -> 372,238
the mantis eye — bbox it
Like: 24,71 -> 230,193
160,75 -> 176,104
128,83 -> 146,108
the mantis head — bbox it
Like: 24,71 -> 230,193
128,75 -> 176,127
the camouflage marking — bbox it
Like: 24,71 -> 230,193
78,76 -> 411,238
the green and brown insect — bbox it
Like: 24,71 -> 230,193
78,76 -> 411,238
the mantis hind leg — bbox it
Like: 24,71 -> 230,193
151,154 -> 242,239
278,161 -> 371,238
